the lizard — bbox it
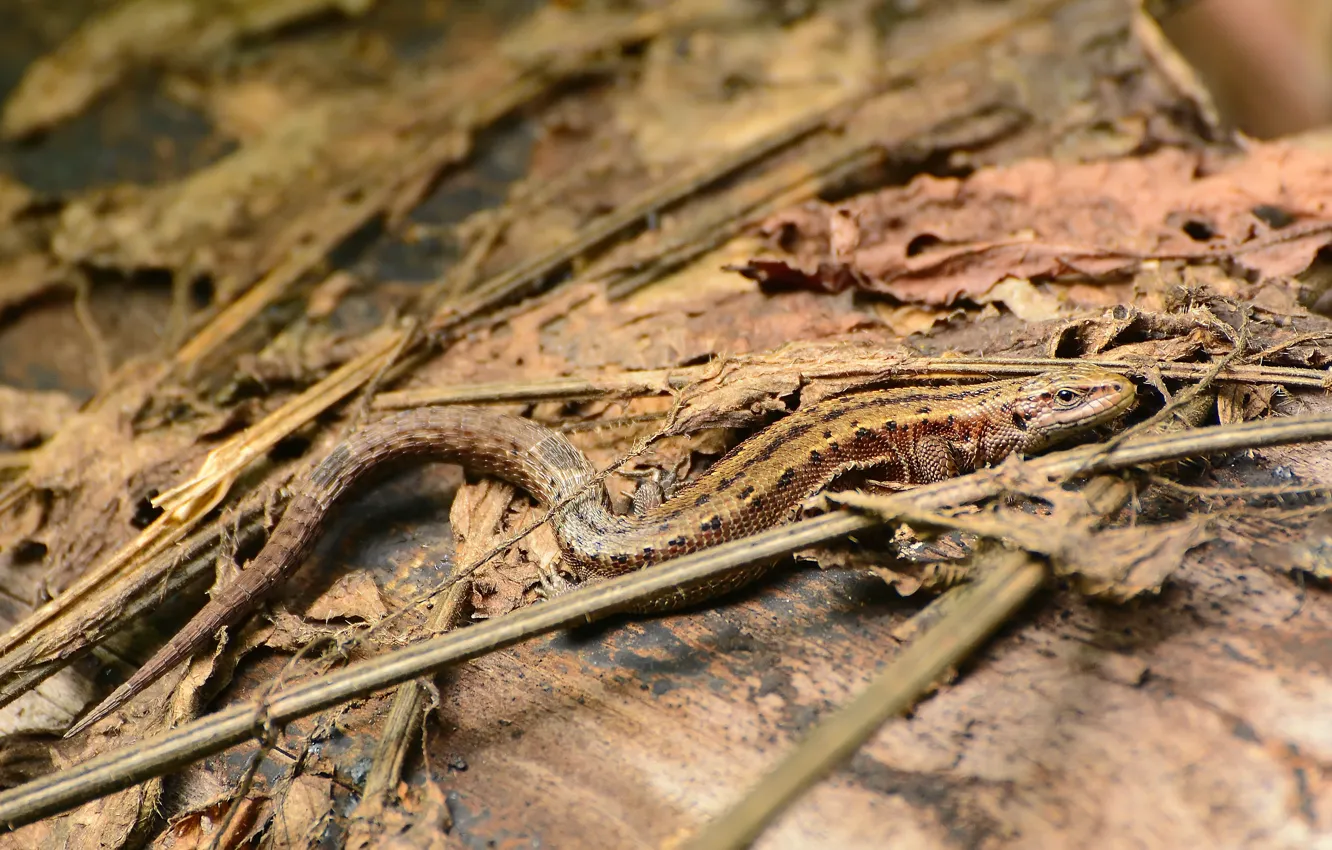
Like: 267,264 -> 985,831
67,364 -> 1135,736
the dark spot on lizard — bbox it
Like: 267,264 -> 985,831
777,468 -> 797,488
717,472 -> 745,491
820,408 -> 846,423
610,553 -> 632,565
695,494 -> 711,506
809,449 -> 822,463
699,516 -> 723,532
855,427 -> 873,439
738,485 -> 755,499
885,421 -> 897,432
753,440 -> 783,463
750,496 -> 763,510
785,422 -> 813,440
916,406 -> 931,415
668,536 -> 688,547
823,430 -> 833,439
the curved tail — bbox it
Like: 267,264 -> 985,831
66,492 -> 324,737
66,406 -> 600,737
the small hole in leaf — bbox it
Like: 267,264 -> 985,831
1181,220 -> 1215,242
905,233 -> 942,257
774,222 -> 800,252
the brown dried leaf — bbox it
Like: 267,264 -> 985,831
1057,518 -> 1212,600
1047,305 -> 1247,364
449,480 -> 535,619
0,784 -> 154,850
264,610 -> 336,654
740,144 -> 1332,306
162,795 -> 272,850
449,480 -> 515,567
836,463 -> 1202,601
1099,329 -> 1208,365
49,84 -> 472,304
616,13 -> 873,166
304,572 -> 388,624
1217,383 -> 1282,424
664,364 -> 801,436
1047,309 -> 1140,357
347,775 -> 450,850
973,277 -> 1067,322
269,774 -> 332,849
516,518 -> 564,584
662,340 -> 913,437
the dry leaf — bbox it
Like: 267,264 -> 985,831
163,795 -> 272,850
347,775 -> 450,850
1056,518 -> 1212,600
268,774 -> 332,849
974,277 -> 1067,322
1217,383 -> 1282,424
740,144 -> 1332,306
304,572 -> 388,624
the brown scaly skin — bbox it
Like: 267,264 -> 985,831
68,365 -> 1135,736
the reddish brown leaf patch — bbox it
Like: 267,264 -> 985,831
737,144 -> 1332,306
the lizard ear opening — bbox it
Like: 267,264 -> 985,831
1011,411 -> 1029,431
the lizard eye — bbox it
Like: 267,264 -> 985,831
1055,389 -> 1077,404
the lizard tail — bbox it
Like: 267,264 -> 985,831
65,492 -> 330,738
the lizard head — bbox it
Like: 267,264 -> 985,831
1010,365 -> 1136,447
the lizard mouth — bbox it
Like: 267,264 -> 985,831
1086,385 -> 1137,422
